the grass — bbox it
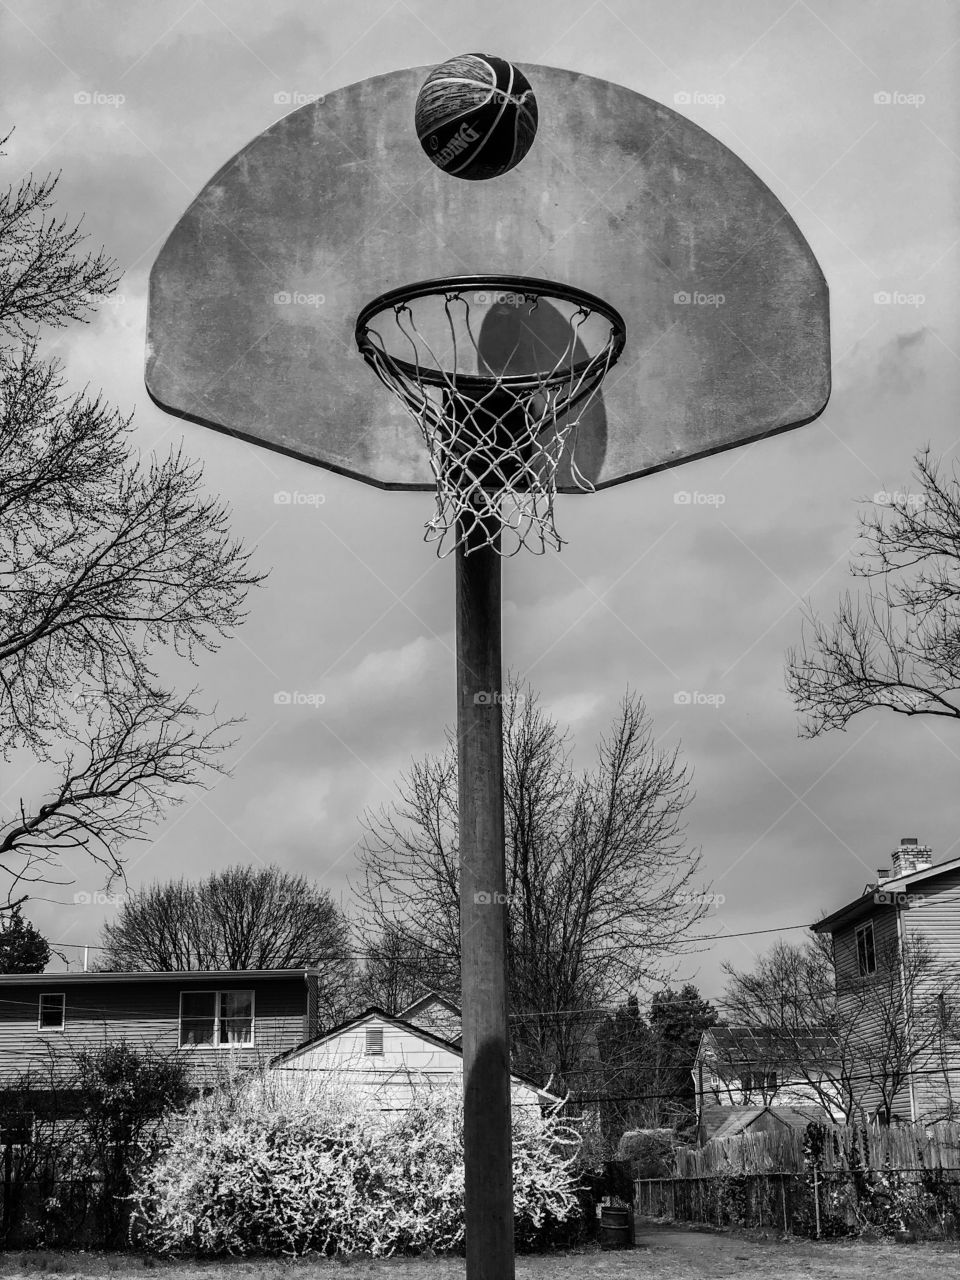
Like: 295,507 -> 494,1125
1,1225 -> 959,1279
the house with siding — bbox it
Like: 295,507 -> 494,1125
812,836 -> 960,1123
692,1026 -> 836,1143
271,1004 -> 557,1113
0,969 -> 320,1088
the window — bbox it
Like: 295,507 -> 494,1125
856,921 -> 877,976
38,993 -> 65,1031
365,1026 -> 384,1055
179,989 -> 254,1048
741,1070 -> 777,1095
0,1112 -> 34,1145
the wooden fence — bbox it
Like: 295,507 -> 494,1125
637,1122 -> 960,1238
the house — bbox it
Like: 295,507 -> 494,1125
698,1103 -> 829,1144
693,1026 -> 836,1143
812,836 -> 960,1123
0,969 -> 320,1088
399,991 -> 462,1043
271,1004 -> 557,1112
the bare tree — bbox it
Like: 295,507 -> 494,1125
722,933 -> 960,1124
0,138 -> 263,907
787,449 -> 960,735
355,679 -> 704,1088
98,864 -> 354,1022
353,923 -> 457,1014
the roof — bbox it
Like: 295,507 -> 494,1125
0,969 -> 318,986
700,1026 -> 837,1064
702,1104 -> 829,1143
271,1005 -> 557,1101
399,991 -> 461,1020
811,853 -> 960,935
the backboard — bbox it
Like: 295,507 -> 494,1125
145,64 -> 830,492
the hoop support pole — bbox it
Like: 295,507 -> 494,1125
456,516 -> 515,1279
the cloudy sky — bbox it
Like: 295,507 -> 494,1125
4,0 -> 959,997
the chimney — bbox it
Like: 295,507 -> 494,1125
877,869 -> 890,883
891,836 -> 933,878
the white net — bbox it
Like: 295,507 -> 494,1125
356,281 -> 624,556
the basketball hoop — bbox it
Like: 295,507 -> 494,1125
355,275 -> 626,556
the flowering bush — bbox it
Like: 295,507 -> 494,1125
131,1067 -> 581,1256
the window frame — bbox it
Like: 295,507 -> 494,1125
178,988 -> 256,1049
856,921 -> 877,976
741,1069 -> 778,1096
37,993 -> 65,1032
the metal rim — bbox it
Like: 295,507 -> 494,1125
355,274 -> 627,392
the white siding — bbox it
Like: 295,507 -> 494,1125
275,1013 -> 549,1111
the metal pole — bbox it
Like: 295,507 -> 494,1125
456,523 -> 514,1280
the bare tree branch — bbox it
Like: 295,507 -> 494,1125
787,449 -> 960,735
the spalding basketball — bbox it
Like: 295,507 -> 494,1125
415,54 -> 538,181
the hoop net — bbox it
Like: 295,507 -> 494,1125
355,277 -> 625,556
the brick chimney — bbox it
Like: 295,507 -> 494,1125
890,836 -> 933,878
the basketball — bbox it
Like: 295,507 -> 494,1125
415,54 -> 538,181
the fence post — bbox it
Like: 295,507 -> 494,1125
781,1173 -> 788,1234
812,1168 -> 821,1240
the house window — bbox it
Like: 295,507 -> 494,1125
741,1070 -> 777,1094
179,990 -> 254,1048
856,921 -> 877,976
365,1026 -> 384,1055
38,993 -> 65,1031
0,1112 -> 34,1146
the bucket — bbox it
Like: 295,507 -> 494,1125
599,1205 -> 633,1249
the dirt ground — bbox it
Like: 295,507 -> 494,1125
1,1223 -> 959,1279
